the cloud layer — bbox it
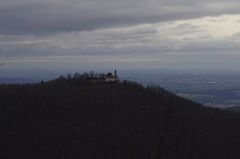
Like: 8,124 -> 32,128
1,0 -> 240,34
1,0 -> 240,71
1,14 -> 240,57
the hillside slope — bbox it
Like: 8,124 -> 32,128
1,76 -> 240,159
225,106 -> 240,113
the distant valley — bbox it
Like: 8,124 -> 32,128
121,71 -> 240,109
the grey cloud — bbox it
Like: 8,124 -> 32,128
0,48 -> 4,66
0,26 -> 160,57
0,27 -> 166,58
231,32 -> 240,38
174,37 -> 240,54
0,0 -> 240,34
1,21 -> 239,58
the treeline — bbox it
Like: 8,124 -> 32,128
56,72 -> 109,81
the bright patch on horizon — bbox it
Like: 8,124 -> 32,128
157,14 -> 240,39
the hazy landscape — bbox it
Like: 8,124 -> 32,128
1,0 -> 240,158
121,70 -> 240,108
2,69 -> 240,109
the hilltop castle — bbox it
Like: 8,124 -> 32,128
105,70 -> 119,82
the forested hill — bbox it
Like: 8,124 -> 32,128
1,74 -> 240,159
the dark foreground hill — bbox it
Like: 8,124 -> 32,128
1,75 -> 240,159
225,106 -> 240,113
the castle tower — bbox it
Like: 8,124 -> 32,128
114,69 -> 118,78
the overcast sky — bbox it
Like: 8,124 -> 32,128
1,0 -> 240,75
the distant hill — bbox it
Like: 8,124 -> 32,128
1,73 -> 240,159
225,106 -> 240,113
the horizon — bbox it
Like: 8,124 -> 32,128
1,68 -> 240,109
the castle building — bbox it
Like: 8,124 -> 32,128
105,70 -> 119,82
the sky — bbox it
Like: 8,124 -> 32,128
1,0 -> 240,77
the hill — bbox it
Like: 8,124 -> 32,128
1,73 -> 240,159
225,106 -> 240,113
